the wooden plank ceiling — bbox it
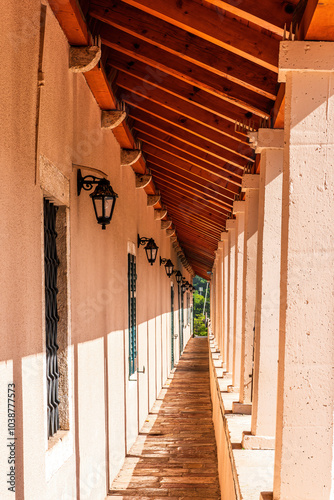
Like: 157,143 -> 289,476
77,0 -> 299,277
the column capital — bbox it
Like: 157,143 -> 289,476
242,174 -> 259,192
248,129 -> 284,153
233,200 -> 245,214
226,219 -> 236,231
220,232 -> 229,242
278,41 -> 334,82
217,241 -> 224,250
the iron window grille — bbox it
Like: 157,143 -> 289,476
128,253 -> 137,377
44,199 -> 60,439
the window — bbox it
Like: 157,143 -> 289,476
128,253 -> 137,377
44,199 -> 60,439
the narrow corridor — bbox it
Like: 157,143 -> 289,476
108,337 -> 221,499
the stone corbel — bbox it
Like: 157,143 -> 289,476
147,194 -> 161,207
135,174 -> 152,189
248,129 -> 284,153
101,109 -> 127,130
166,227 -> 176,237
161,220 -> 172,230
69,37 -> 101,73
121,148 -> 142,167
154,209 -> 168,220
241,174 -> 260,192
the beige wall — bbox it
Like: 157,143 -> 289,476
0,2 -> 192,498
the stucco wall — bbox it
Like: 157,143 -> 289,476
0,2 -> 192,499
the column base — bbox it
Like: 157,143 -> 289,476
259,493 -> 273,500
241,431 -> 275,450
232,402 -> 252,414
227,385 -> 239,393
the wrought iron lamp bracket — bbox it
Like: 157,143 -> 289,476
77,169 -> 103,195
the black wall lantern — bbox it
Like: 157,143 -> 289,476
77,169 -> 118,230
137,234 -> 159,265
160,257 -> 174,277
175,270 -> 183,285
181,281 -> 187,293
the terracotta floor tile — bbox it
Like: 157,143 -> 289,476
107,338 -> 220,500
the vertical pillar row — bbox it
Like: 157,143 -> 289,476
233,175 -> 259,414
228,201 -> 245,394
273,41 -> 334,500
226,219 -> 236,375
241,129 -> 284,450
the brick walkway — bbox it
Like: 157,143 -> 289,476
108,337 -> 221,499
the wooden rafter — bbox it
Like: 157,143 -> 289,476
139,135 -> 240,194
106,49 -> 272,117
100,28 -> 275,112
133,123 -> 243,185
115,0 -> 280,70
128,107 -> 248,169
202,0 -> 298,35
90,1 -> 277,95
116,72 -> 252,147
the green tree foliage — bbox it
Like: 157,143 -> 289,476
192,275 -> 210,336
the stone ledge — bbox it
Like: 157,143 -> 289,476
232,402 -> 252,415
242,431 -> 275,450
209,341 -> 275,500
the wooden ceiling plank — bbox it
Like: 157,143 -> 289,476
168,212 -> 223,238
164,203 -> 225,231
100,28 -> 275,111
202,0 -> 297,35
116,0 -> 280,70
164,197 -> 225,225
143,144 -> 237,200
123,96 -> 252,166
171,222 -> 220,245
129,107 -> 247,169
160,189 -> 229,219
116,72 -> 252,149
90,1 -> 277,94
154,179 -> 231,215
148,161 -> 233,208
106,48 -> 272,116
139,134 -> 240,194
133,122 -> 243,186
152,174 -> 231,212
161,191 -> 228,221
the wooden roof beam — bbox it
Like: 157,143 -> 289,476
107,51 -> 266,125
142,145 -> 238,199
116,72 -> 252,149
133,122 -> 243,186
90,1 -> 278,94
106,49 -> 272,117
117,0 -> 280,70
203,0 -> 298,36
100,29 -> 274,112
160,189 -> 229,219
148,162 -> 233,208
123,95 -> 253,165
152,174 -> 231,213
129,108 -> 247,170
138,132 -> 242,192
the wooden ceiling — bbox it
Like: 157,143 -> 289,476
73,0 -> 302,277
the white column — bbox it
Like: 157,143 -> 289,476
241,129 -> 284,450
216,246 -> 224,356
228,201 -> 245,393
226,219 -> 236,374
233,175 -> 259,413
273,41 -> 334,500
221,233 -> 229,369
